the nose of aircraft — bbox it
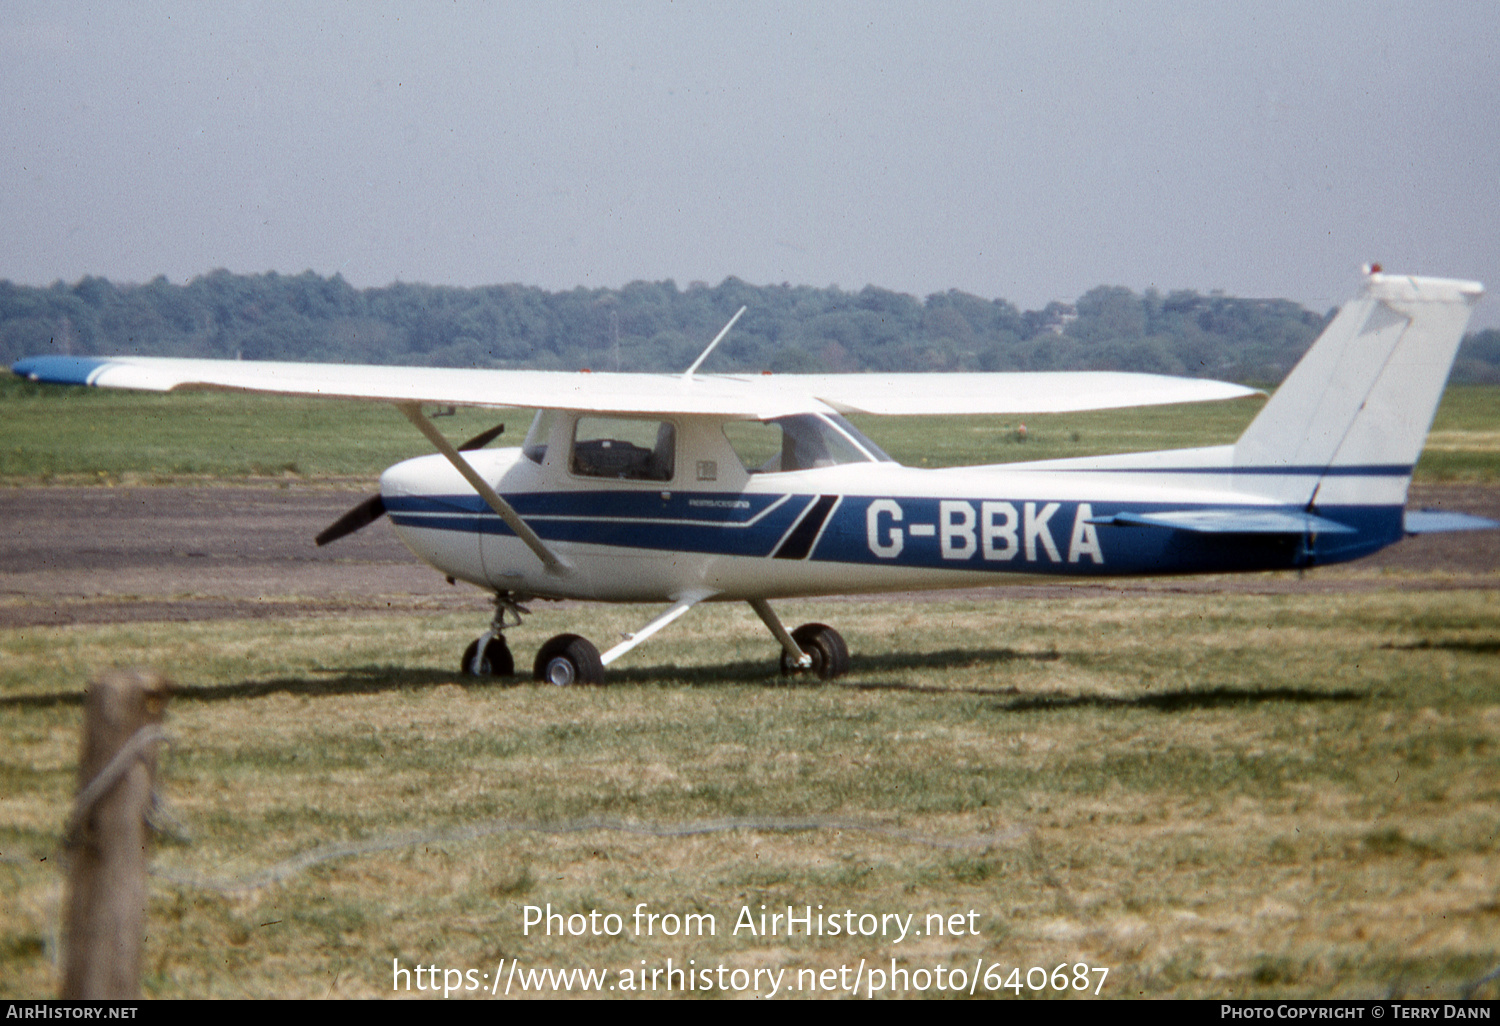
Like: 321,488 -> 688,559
381,451 -> 462,502
380,453 -> 487,585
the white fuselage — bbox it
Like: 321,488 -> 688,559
379,409 -> 1387,605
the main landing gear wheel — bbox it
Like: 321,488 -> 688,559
462,636 -> 514,677
779,623 -> 850,681
533,633 -> 606,686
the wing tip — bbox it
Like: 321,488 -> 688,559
12,355 -> 113,385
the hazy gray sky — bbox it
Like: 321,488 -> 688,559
4,2 -> 1497,327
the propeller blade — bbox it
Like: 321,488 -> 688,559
458,422 -> 505,451
315,494 -> 387,547
315,422 -> 500,547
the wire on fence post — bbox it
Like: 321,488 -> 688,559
60,668 -> 172,1000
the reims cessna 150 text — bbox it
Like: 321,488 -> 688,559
13,269 -> 1494,685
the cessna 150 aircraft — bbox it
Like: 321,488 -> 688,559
12,269 -> 1492,685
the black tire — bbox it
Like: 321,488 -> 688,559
462,636 -> 514,677
779,623 -> 850,680
532,633 -> 606,686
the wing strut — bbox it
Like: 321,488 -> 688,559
397,402 -> 569,576
599,591 -> 714,667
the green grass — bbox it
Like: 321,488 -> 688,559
0,375 -> 533,482
852,394 -> 1268,468
1,371 -> 1497,998
2,592 -> 1497,998
3,376 -> 1496,483
1413,385 -> 1500,481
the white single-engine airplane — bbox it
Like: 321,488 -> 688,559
13,269 -> 1494,685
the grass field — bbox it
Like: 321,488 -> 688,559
1,374 -> 1497,999
2,376 -> 1497,482
2,592 -> 1498,999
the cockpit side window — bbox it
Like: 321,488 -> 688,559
826,413 -> 894,463
721,420 -> 783,472
571,416 -> 675,481
721,414 -> 892,473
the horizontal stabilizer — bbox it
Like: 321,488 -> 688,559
1089,509 -> 1357,535
1404,510 -> 1500,534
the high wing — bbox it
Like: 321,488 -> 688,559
11,354 -> 1260,418
753,372 -> 1258,415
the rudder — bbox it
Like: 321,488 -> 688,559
1232,269 -> 1483,506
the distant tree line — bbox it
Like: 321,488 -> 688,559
3,270 -> 1497,384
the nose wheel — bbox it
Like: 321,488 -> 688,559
461,591 -> 529,678
462,635 -> 514,676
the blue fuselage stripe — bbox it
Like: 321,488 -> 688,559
386,490 -> 1405,575
1066,464 -> 1413,477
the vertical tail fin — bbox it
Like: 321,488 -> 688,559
1232,270 -> 1483,506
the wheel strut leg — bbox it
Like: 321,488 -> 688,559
749,598 -> 811,668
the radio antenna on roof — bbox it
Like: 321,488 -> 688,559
682,306 -> 747,380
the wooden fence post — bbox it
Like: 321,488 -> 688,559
60,668 -> 172,1000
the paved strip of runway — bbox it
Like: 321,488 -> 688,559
1,483 -> 1496,628
0,485 -> 493,626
